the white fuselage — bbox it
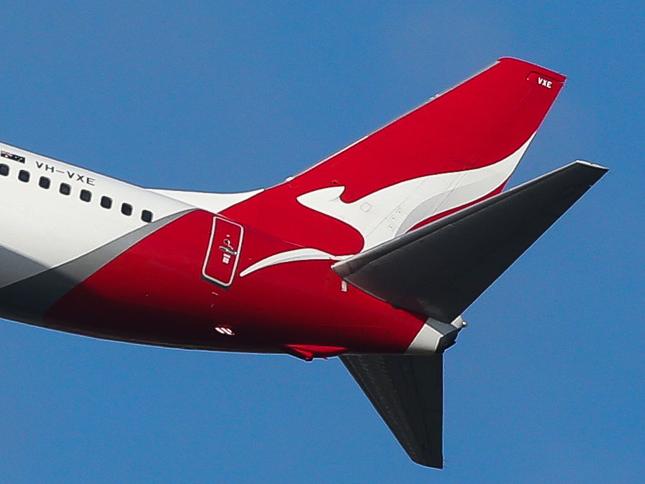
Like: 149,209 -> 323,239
0,142 -> 191,289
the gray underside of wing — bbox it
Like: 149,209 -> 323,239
341,353 -> 443,468
334,161 -> 607,322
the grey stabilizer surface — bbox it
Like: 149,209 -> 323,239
341,354 -> 444,468
334,161 -> 608,322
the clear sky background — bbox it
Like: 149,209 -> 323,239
0,2 -> 642,482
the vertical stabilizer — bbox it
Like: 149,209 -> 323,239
223,58 -> 567,255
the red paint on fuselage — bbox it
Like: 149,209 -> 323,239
38,58 -> 567,355
45,210 -> 424,354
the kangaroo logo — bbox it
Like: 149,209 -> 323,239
240,135 -> 534,278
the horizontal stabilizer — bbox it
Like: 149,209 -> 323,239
334,161 -> 607,321
341,354 -> 443,468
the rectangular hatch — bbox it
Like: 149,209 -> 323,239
202,216 -> 244,287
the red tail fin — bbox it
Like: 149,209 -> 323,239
223,58 -> 566,255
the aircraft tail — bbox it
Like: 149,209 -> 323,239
337,161 -> 606,468
222,58 -> 567,255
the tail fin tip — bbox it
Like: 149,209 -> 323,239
497,56 -> 567,83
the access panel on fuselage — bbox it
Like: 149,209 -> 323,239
202,216 -> 243,287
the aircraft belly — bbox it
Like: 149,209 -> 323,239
31,210 -> 423,353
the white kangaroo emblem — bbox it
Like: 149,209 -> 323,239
241,135 -> 534,277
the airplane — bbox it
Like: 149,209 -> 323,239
0,57 -> 607,468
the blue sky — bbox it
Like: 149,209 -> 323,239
0,2 -> 643,482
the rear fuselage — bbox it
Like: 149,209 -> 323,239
0,144 -> 426,356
